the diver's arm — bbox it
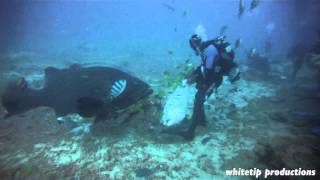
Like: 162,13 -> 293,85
201,40 -> 217,49
201,36 -> 226,49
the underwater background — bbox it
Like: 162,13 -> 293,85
0,0 -> 320,179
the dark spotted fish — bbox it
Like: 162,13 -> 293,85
1,65 -> 153,121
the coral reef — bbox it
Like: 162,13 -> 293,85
0,57 -> 319,179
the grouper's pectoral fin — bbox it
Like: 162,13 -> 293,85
76,97 -> 110,121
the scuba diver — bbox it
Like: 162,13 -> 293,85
176,34 -> 240,140
247,48 -> 270,76
287,31 -> 320,80
287,43 -> 310,80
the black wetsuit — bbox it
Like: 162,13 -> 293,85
183,41 -> 238,140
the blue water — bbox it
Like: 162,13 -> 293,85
1,0 -> 319,63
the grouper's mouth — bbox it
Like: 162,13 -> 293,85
136,86 -> 153,101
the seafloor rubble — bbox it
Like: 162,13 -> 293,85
0,54 -> 319,180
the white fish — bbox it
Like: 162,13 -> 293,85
161,83 -> 196,127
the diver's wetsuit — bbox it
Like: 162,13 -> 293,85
183,41 -> 238,140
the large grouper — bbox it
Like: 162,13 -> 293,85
1,64 -> 153,120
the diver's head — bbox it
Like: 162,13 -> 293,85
214,35 -> 226,45
189,34 -> 202,55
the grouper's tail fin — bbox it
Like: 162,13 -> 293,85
1,77 -> 44,117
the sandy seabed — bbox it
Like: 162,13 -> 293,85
0,53 -> 319,180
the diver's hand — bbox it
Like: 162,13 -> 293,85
182,79 -> 188,86
186,72 -> 199,84
186,78 -> 195,84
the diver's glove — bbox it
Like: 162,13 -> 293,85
182,79 -> 188,86
186,67 -> 201,84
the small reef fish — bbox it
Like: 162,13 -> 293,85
174,27 -> 177,32
250,0 -> 260,11
234,38 -> 242,49
182,10 -> 188,17
162,3 -> 175,12
238,0 -> 245,18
